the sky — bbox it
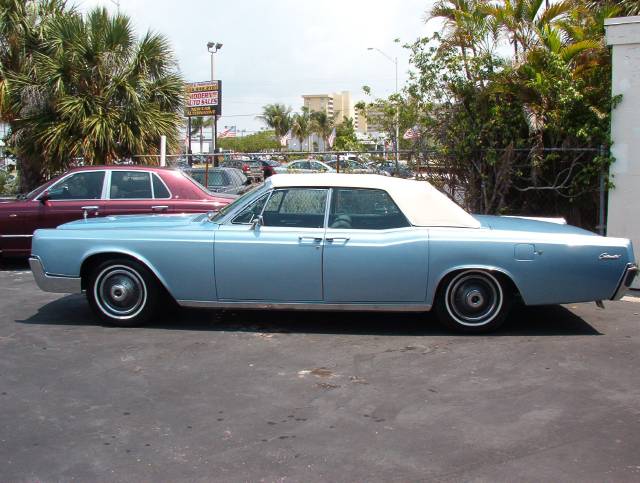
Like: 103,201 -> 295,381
76,0 -> 440,133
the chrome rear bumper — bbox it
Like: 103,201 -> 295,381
29,256 -> 82,293
611,263 -> 638,300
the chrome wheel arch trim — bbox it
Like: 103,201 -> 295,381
79,248 -> 171,295
433,264 -> 520,305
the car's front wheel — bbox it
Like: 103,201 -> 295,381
87,258 -> 159,326
435,270 -> 511,333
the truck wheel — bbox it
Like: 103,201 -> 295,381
87,258 -> 158,327
435,270 -> 511,333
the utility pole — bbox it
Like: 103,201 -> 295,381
207,41 -> 223,167
368,47 -> 400,176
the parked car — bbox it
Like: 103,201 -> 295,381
182,167 -> 252,195
29,174 -> 637,333
0,166 -> 235,257
376,161 -> 415,178
274,159 -> 335,174
220,159 -> 263,182
326,159 -> 385,174
252,158 -> 281,178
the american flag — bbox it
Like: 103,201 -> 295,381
218,126 -> 237,138
327,127 -> 337,148
403,125 -> 421,140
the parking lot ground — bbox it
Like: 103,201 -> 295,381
1,259 -> 639,482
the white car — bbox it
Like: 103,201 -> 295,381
274,159 -> 335,174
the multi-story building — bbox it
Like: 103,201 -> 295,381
302,91 -> 357,125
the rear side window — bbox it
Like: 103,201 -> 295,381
328,188 -> 409,230
152,174 -> 171,199
110,171 -> 152,199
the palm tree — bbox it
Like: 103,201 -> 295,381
258,103 -> 292,148
619,0 -> 640,16
6,6 -> 184,190
428,0 -> 491,78
290,107 -> 311,151
310,111 -> 334,151
485,0 -> 573,61
0,0 -> 69,189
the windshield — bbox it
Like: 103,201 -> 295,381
210,182 -> 264,221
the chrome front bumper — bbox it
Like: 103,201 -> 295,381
29,256 -> 82,293
611,263 -> 639,300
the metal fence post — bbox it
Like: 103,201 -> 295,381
598,144 -> 607,236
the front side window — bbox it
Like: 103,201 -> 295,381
110,171 -> 152,199
47,171 -> 105,200
232,193 -> 270,224
262,188 -> 327,228
328,188 -> 409,230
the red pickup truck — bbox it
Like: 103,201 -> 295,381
0,165 -> 235,257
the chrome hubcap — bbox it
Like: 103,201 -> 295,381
94,266 -> 147,320
445,271 -> 503,327
465,289 -> 484,308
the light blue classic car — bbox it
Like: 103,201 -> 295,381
30,174 -> 637,332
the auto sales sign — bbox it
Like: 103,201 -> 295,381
185,80 -> 222,117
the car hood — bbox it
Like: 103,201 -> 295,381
473,215 -> 597,236
57,213 -> 207,230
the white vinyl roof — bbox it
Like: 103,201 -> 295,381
267,174 -> 480,228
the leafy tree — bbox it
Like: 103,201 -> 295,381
333,117 -> 363,151
400,0 -> 623,224
2,4 -> 184,191
217,130 -> 280,153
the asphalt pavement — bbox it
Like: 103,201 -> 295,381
1,258 -> 639,482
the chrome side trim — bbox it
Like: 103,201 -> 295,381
611,263 -> 639,300
0,234 -> 33,238
29,256 -> 82,293
177,300 -> 432,312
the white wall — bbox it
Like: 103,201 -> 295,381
605,16 -> 640,288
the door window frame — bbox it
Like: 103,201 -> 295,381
34,170 -> 108,202
105,169 -> 173,200
221,186 -> 413,230
325,187 -> 411,231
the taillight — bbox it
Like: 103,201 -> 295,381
242,164 -> 249,172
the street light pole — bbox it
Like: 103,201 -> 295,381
368,47 -> 400,176
207,41 -> 222,167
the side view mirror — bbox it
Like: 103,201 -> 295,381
251,215 -> 263,230
39,191 -> 50,205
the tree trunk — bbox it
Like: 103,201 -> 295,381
18,156 -> 46,193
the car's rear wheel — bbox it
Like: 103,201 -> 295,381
435,270 -> 511,333
87,258 -> 158,327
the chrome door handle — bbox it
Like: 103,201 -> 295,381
152,205 -> 169,212
299,236 -> 323,243
81,205 -> 99,219
326,237 -> 350,243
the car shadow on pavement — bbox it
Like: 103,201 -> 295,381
0,258 -> 30,271
16,294 -> 601,336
